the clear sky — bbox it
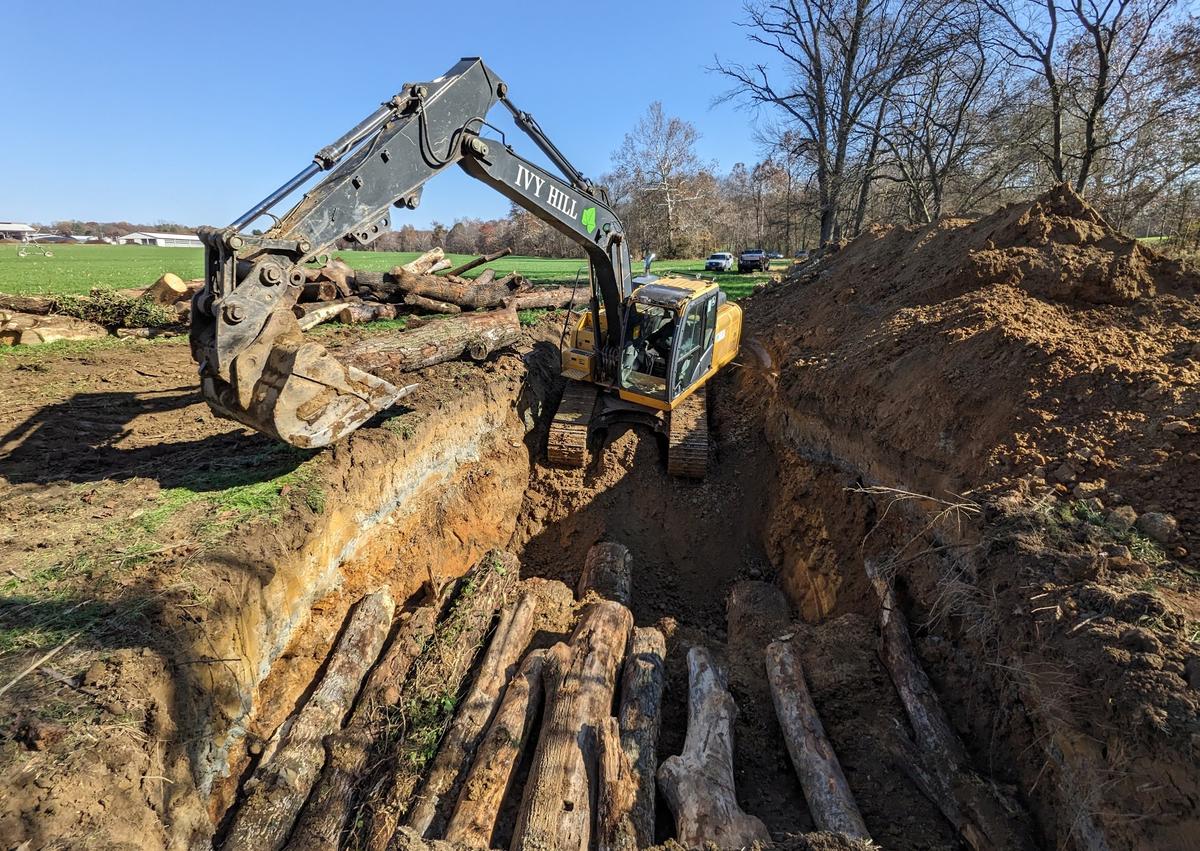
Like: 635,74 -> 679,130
1,1 -> 768,229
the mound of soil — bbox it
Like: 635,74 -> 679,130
744,185 -> 1200,849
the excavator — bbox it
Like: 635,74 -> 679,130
190,58 -> 742,478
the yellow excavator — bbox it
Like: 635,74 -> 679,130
190,58 -> 742,477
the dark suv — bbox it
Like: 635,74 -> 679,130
738,248 -> 770,273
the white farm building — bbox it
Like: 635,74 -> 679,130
117,231 -> 203,248
0,222 -> 35,240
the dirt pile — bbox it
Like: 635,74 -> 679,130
744,185 -> 1200,849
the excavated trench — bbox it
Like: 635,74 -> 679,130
177,343 -> 1034,850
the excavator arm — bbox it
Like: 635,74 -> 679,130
190,57 -> 630,448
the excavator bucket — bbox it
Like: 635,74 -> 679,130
195,308 -> 414,449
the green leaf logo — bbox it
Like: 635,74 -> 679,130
581,206 -> 597,234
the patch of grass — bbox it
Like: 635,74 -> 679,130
518,308 -> 549,326
0,244 -> 204,295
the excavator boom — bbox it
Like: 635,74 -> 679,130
190,58 -> 631,447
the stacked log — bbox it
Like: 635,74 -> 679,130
658,646 -> 770,849
342,307 -> 521,382
510,599 -> 634,851
406,592 -> 539,837
765,636 -> 871,840
607,627 -> 666,850
864,561 -> 1035,850
220,590 -> 396,851
360,551 -> 519,851
289,605 -> 440,851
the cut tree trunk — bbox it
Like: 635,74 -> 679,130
576,541 -> 632,606
402,248 -> 445,275
596,716 -> 636,851
361,551 -> 519,851
513,287 -> 580,311
404,293 -> 462,315
339,303 -> 398,325
445,248 -> 513,278
342,307 -> 520,383
443,649 -> 547,848
406,592 -> 539,838
289,605 -> 440,851
612,626 -> 665,850
142,272 -> 197,305
391,267 -> 530,310
765,636 -> 870,840
301,281 -> 340,303
658,646 -> 770,849
221,590 -> 396,851
864,561 -> 1035,851
510,599 -> 634,851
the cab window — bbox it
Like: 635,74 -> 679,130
619,302 -> 675,400
672,294 -> 717,395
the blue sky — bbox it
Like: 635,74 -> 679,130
1,1 -> 768,229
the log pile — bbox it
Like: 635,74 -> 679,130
220,540 -> 811,851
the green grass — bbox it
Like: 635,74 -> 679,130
0,244 -> 774,300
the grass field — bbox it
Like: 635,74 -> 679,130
0,244 -> 774,299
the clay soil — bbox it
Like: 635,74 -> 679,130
1,186 -> 1198,851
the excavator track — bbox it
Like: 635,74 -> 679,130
547,381 -> 596,468
667,387 -> 708,479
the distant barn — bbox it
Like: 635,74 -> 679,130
0,222 -> 35,240
117,231 -> 203,248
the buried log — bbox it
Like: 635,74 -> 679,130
511,599 -> 634,851
864,561 -> 1035,850
596,716 -> 636,851
221,590 -> 396,851
0,311 -> 110,345
338,302 -> 398,325
576,541 -> 633,606
406,592 -> 539,838
404,293 -> 462,315
288,605 -> 440,851
765,637 -> 870,840
612,626 -> 666,850
0,294 -> 54,315
443,649 -> 547,848
342,307 -> 520,383
513,286 -> 580,311
360,551 -> 519,851
657,646 -> 770,850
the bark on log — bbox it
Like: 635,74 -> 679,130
576,541 -> 632,606
596,716 -> 637,851
443,649 -> 547,848
361,551 -> 519,851
339,303 -> 398,325
342,308 -> 520,382
391,268 -> 530,310
221,590 -> 396,851
115,327 -> 181,339
0,294 -> 54,315
305,258 -> 355,297
511,600 -> 634,851
864,562 -> 1035,851
289,605 -> 440,851
765,637 -> 870,839
513,287 -> 580,311
613,627 -> 665,850
407,592 -> 539,838
404,293 -> 462,315
446,248 -> 513,278
296,298 -> 364,330
658,646 -> 770,850
401,248 -> 446,275
473,269 -> 496,287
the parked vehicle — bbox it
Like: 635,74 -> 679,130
738,248 -> 771,273
767,251 -> 782,259
704,252 -> 734,272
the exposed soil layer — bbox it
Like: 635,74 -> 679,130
2,186 -> 1197,851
